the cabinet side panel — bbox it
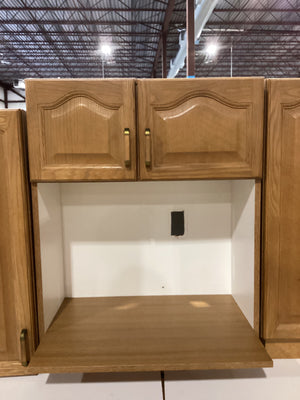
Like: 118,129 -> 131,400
0,123 -> 18,359
0,110 -> 36,371
231,180 -> 256,328
263,79 -> 300,340
37,183 -> 65,331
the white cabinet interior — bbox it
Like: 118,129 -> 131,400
28,180 -> 272,373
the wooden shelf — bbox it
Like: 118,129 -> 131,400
28,295 -> 272,373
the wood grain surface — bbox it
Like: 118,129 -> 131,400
138,78 -> 264,180
0,110 -> 37,376
265,341 -> 300,359
25,79 -> 136,182
262,79 -> 300,344
28,295 -> 272,373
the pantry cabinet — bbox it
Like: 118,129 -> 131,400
25,79 -> 136,182
0,110 -> 36,376
262,79 -> 300,358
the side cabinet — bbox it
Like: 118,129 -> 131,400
25,79 -> 136,181
0,110 -> 36,376
263,79 -> 300,358
138,78 -> 264,180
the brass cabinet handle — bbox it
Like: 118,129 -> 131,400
20,329 -> 29,367
124,128 -> 131,168
145,128 -> 151,168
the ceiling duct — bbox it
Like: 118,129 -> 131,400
167,0 -> 218,78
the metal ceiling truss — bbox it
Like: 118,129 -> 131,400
0,0 -> 299,83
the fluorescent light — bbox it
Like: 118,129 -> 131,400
205,43 -> 219,57
101,44 -> 112,56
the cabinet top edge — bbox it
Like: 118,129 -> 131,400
0,109 -> 23,114
24,77 -> 265,83
137,77 -> 265,81
24,78 -> 136,82
265,78 -> 300,81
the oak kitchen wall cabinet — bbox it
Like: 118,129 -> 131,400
0,110 -> 37,377
23,78 -> 272,374
25,78 -> 264,181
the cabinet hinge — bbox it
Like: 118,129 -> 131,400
20,329 -> 30,367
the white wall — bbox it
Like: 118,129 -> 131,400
7,89 -> 26,110
38,180 -> 257,329
38,184 -> 65,331
231,180 -> 255,327
0,87 -> 4,109
0,360 -> 300,400
60,181 -> 232,298
0,87 -> 26,109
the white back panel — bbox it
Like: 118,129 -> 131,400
60,181 -> 232,297
38,183 -> 65,331
231,180 -> 255,327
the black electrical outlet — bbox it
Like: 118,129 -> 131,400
171,211 -> 185,236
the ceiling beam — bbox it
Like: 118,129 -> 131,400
151,0 -> 176,78
0,7 -> 182,12
0,42 -> 43,78
0,38 -> 158,45
205,21 -> 300,26
1,19 -> 165,25
213,8 -> 300,12
1,29 -> 297,37
186,0 -> 195,77
0,30 -> 165,36
193,29 -> 300,35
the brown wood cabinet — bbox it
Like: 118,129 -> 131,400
25,79 -> 136,182
0,110 -> 36,376
262,79 -> 300,358
138,78 -> 264,180
26,78 -> 264,182
20,78 -> 273,374
5,77 -> 291,377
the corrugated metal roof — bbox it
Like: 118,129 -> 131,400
0,0 -> 299,83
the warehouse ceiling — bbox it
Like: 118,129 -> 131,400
0,0 -> 299,84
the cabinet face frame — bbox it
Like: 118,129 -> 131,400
0,110 -> 37,376
137,78 -> 264,181
25,79 -> 137,182
262,79 -> 300,357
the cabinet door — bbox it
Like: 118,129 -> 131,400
138,78 -> 264,180
26,79 -> 136,181
0,110 -> 36,376
263,79 -> 300,357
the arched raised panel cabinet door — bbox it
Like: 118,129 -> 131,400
0,110 -> 36,376
25,79 -> 136,181
138,78 -> 264,180
263,79 -> 300,358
